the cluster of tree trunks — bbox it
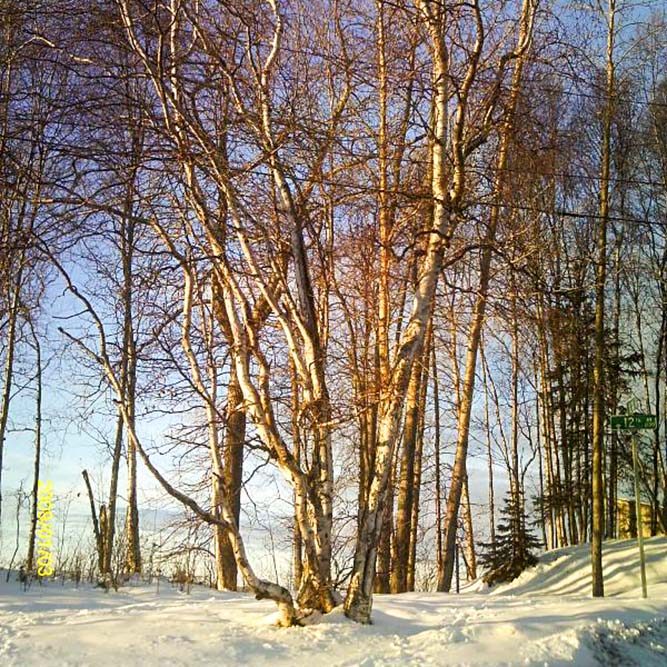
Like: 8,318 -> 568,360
4,0 -> 667,630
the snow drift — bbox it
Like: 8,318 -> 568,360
0,537 -> 665,666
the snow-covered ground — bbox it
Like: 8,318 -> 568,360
1,538 -> 666,666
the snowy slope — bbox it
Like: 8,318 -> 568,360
0,538 -> 666,666
492,536 -> 667,599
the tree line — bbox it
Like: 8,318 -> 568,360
1,0 -> 666,625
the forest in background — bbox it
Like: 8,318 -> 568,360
1,0 -> 666,626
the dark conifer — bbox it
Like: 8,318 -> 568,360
478,493 -> 542,586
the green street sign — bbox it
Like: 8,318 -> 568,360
610,414 -> 657,430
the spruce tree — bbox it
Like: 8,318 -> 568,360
478,492 -> 542,586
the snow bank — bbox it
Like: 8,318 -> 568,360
492,536 -> 667,599
0,539 -> 666,666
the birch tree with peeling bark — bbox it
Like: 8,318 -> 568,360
344,0 -> 515,621
113,0 -> 353,615
44,246 -> 302,624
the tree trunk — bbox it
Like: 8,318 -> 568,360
121,198 -> 141,576
481,342 -> 496,549
374,471 -> 393,594
438,0 -> 535,591
291,363 -> 303,592
82,470 -> 104,573
102,415 -> 122,578
433,341 -> 445,577
26,324 -> 42,571
217,370 -> 246,591
0,277 -> 20,527
407,346 -> 429,592
607,237 -> 623,539
591,0 -> 616,599
391,331 -> 429,593
461,475 -> 477,581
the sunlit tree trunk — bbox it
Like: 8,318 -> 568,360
391,325 -> 431,593
439,0 -> 536,591
591,0 -> 617,598
407,338 -> 430,591
345,0 -> 457,622
216,370 -> 246,591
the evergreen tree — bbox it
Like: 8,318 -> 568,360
478,493 -> 542,586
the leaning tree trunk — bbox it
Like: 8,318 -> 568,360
103,415 -> 123,578
82,469 -> 105,573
